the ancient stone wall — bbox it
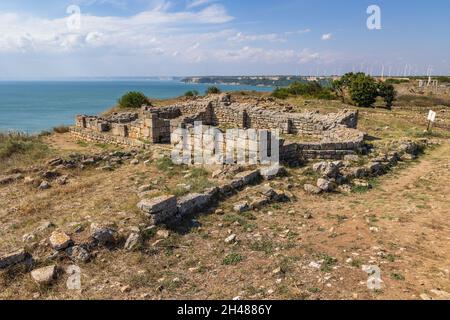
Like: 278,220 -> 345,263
73,96 -> 365,162
70,127 -> 150,149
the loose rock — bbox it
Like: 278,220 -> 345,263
49,231 -> 72,251
31,265 -> 57,285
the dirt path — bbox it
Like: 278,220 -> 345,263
370,142 -> 450,299
334,142 -> 450,299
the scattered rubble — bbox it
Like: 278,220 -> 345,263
0,249 -> 29,269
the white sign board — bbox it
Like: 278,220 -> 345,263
428,110 -> 436,122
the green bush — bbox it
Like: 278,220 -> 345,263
271,88 -> 290,99
205,86 -> 221,95
271,81 -> 333,100
333,72 -> 397,108
349,74 -> 379,107
184,90 -> 199,97
118,91 -> 149,109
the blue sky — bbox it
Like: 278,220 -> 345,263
0,0 -> 449,78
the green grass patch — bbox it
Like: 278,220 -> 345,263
249,238 -> 275,255
222,253 -> 244,266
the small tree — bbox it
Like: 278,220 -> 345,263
332,72 -> 359,102
348,74 -> 379,107
118,91 -> 149,109
205,86 -> 221,95
378,82 -> 396,109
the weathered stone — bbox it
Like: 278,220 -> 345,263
344,154 -> 360,162
38,180 -> 51,190
260,164 -> 286,180
0,249 -> 28,269
41,170 -> 61,180
401,153 -> 416,161
234,170 -> 261,185
233,202 -> 250,213
56,175 -> 69,185
47,158 -> 64,167
138,195 -> 177,218
156,230 -> 170,239
317,178 -> 336,192
23,233 -> 36,243
49,231 -> 72,251
177,193 -> 211,217
37,221 -> 55,232
124,233 -> 141,251
352,167 -> 368,179
31,265 -> 57,285
130,159 -> 139,165
66,246 -> 91,263
250,197 -> 270,209
313,162 -> 340,179
366,162 -> 384,176
225,234 -> 237,244
90,223 -> 117,245
304,184 -> 322,195
24,176 -> 37,185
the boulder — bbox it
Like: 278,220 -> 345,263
49,231 -> 72,251
0,249 -> 28,269
31,265 -> 57,285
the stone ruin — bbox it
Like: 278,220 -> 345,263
71,94 -> 366,164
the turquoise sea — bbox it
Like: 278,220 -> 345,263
0,80 -> 272,133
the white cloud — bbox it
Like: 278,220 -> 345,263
228,32 -> 286,43
186,0 -> 217,9
321,33 -> 333,41
0,4 -> 341,77
0,3 -> 234,54
285,29 -> 311,35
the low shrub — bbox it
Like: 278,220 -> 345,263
118,91 -> 149,109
